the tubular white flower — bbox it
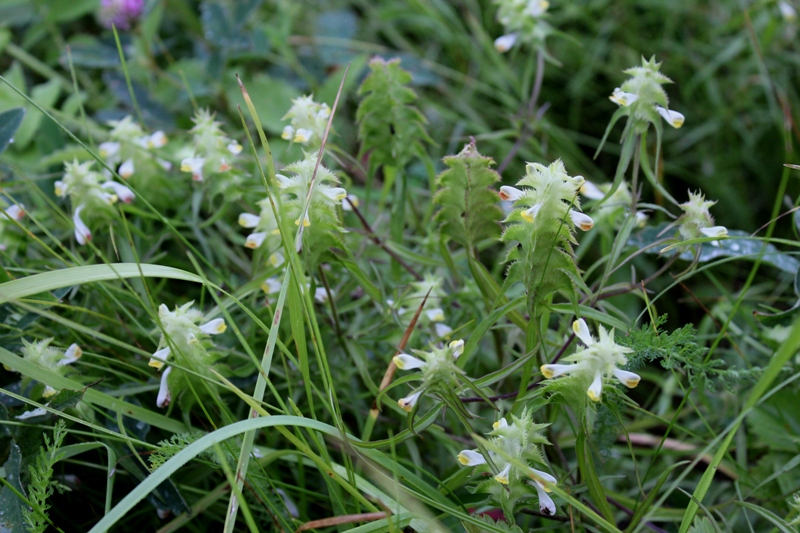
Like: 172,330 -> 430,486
587,370 -> 603,402
157,158 -> 173,170
425,308 -> 445,322
156,366 -> 173,408
342,194 -> 359,211
281,125 -> 295,140
317,106 -> 331,119
529,467 -> 557,489
700,226 -> 727,238
540,363 -> 577,379
59,344 -> 82,365
779,1 -> 797,20
498,186 -> 524,202
245,232 -> 267,249
457,450 -> 487,466
261,277 -> 281,294
2,204 -> 24,220
322,187 -> 348,202
656,106 -> 685,128
118,158 -> 135,179
54,181 -> 68,198
569,210 -> 594,231
314,287 -> 328,303
227,141 -> 243,154
238,213 -> 261,228
15,407 -> 47,420
534,482 -> 556,515
493,417 -> 508,430
494,463 -> 512,485
613,368 -> 641,388
269,252 -> 285,267
180,157 -> 205,181
73,204 -> 91,245
609,88 -> 639,107
394,353 -> 426,370
521,203 -> 542,222
149,347 -> 171,369
99,142 -> 120,158
276,174 -> 292,189
199,318 -> 227,335
102,181 -> 135,203
293,128 -> 313,143
449,339 -> 465,358
579,181 -> 605,200
435,323 -> 453,338
43,385 -> 58,398
525,0 -> 550,17
636,212 -> 649,227
494,33 -> 518,53
398,390 -> 422,412
148,131 -> 167,148
572,319 -> 594,346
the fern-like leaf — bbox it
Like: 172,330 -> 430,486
433,139 -> 503,252
356,57 -> 433,174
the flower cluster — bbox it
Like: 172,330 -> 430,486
0,201 -> 25,251
674,191 -> 727,245
541,319 -> 639,402
7,338 -> 82,399
98,116 -> 169,184
608,56 -> 685,131
149,302 -> 227,408
281,95 -> 332,148
55,160 -> 135,245
394,339 -> 465,411
180,109 -> 243,185
458,410 -> 557,516
492,0 -> 552,52
579,180 -> 648,228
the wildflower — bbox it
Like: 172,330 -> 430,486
457,410 -> 557,515
0,202 -> 25,251
342,194 -> 359,211
73,205 -> 92,245
435,323 -> 453,338
393,340 -> 466,410
281,95 -> 333,148
608,56 -> 685,131
675,191 -> 727,245
609,88 -> 639,107
494,33 -> 518,52
398,390 -> 422,412
181,157 -> 205,182
10,339 -> 82,399
260,277 -> 282,294
541,318 -> 638,402
156,367 -> 173,408
779,1 -> 797,21
492,0 -> 552,50
227,141 -> 243,154
118,158 -> 135,178
182,109 -> 243,187
99,142 -> 120,159
102,181 -> 135,203
148,302 -> 226,369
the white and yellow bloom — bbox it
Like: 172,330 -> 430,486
494,33 -> 518,52
181,157 -> 205,182
73,204 -> 92,245
609,88 -> 639,107
118,158 -> 135,178
398,390 -> 422,412
656,106 -> 685,128
499,186 -> 524,202
156,366 -> 173,408
102,181 -> 135,203
457,450 -> 487,466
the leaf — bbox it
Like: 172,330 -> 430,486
0,107 -> 24,154
433,139 -> 503,252
0,443 -> 27,533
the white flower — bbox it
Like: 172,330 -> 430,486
494,463 -> 512,485
587,370 -> 603,402
261,277 -> 281,294
99,142 -> 120,158
612,368 -> 641,388
569,210 -> 594,231
238,213 -> 261,228
525,0 -> 550,17
540,363 -> 579,379
521,203 -> 542,222
157,158 -> 173,171
498,186 -> 524,202
43,385 -> 58,398
425,308 -> 445,322
16,407 -> 47,420
493,417 -> 508,430
294,128 -> 313,143
579,181 -> 605,200
54,181 -> 68,198
449,339 -> 465,358
494,33 -> 518,53
199,318 -> 227,335
118,158 -> 135,179
529,467 -> 558,515
102,181 -> 135,203
700,226 -> 727,238
149,346 -> 171,369
435,323 -> 453,338
609,88 -> 639,107
457,450 -> 487,466
780,1 -> 797,21
572,318 -> 594,346
73,204 -> 92,245
2,204 -> 24,221
393,353 -> 426,370
180,157 -> 206,181
314,287 -> 329,303
59,344 -> 82,365
281,125 -> 295,140
227,141 -> 243,154
148,131 -> 168,148
268,252 -> 284,267
398,390 -> 422,412
321,187 -> 348,203
342,194 -> 359,211
156,366 -> 173,408
245,232 -> 267,249
656,106 -> 685,128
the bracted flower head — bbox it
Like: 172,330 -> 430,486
11,339 -> 82,399
675,191 -> 727,246
457,409 -> 557,515
393,339 -> 468,410
492,0 -> 552,51
181,109 -> 242,189
148,301 -> 226,369
541,318 -> 638,402
281,95 -> 332,148
608,56 -> 684,131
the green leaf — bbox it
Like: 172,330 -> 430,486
0,106 -> 24,154
576,432 -> 615,522
0,443 -> 26,533
433,139 -> 503,252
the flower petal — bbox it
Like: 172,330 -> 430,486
238,213 -> 261,228
494,33 -> 518,53
613,368 -> 640,388
102,181 -> 135,203
540,363 -> 576,379
493,417 -> 508,430
245,232 -> 267,249
435,323 -> 453,338
59,344 -> 82,365
73,205 -> 92,245
398,390 -> 422,412
3,204 -> 24,221
587,370 -> 603,402
227,141 -> 243,154
572,319 -> 594,346
521,203 -> 542,222
425,308 -> 445,322
656,106 -> 685,128
498,186 -> 524,202
99,142 -> 120,158
449,339 -> 465,358
294,128 -> 313,143
494,463 -> 512,485
261,277 -> 281,294
393,353 -> 426,370
534,482 -> 557,516
609,88 -> 639,107
149,347 -> 171,369
200,318 -> 227,335
699,226 -> 727,238
118,158 -> 135,179
580,181 -> 605,200
281,125 -> 295,140
457,450 -> 487,466
322,187 -> 348,202
149,131 -> 167,148
156,366 -> 173,408
569,210 -> 594,231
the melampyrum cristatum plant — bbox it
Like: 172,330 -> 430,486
500,159 -> 592,319
457,409 -> 557,520
492,0 -> 552,53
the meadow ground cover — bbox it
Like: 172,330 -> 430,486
0,0 -> 799,531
